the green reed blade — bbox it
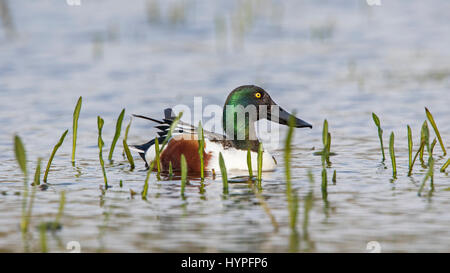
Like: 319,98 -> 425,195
120,180 -> 123,187
54,191 -> 66,230
168,161 -> 173,177
33,158 -> 42,186
326,132 -> 331,165
219,152 -> 228,194
332,169 -> 336,184
247,147 -> 253,179
39,223 -> 48,253
408,140 -> 425,176
430,138 -> 437,156
14,135 -> 27,179
122,118 -> 132,157
71,96 -> 82,163
97,116 -> 108,188
142,160 -> 155,199
285,114 -> 297,231
257,142 -> 263,187
154,137 -> 161,176
420,121 -> 430,158
440,158 -> 450,173
197,121 -> 205,181
407,125 -> 413,170
418,157 -> 434,196
14,135 -> 29,236
108,108 -> 125,161
389,132 -> 397,179
43,129 -> 68,183
322,119 -> 328,147
123,117 -> 132,143
160,112 -> 183,151
372,113 -> 385,162
426,107 -> 446,156
122,139 -> 135,170
181,154 -> 187,197
285,115 -> 294,183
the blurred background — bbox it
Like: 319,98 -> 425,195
0,0 -> 450,252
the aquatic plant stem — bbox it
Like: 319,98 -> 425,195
43,130 -> 69,183
71,96 -> 82,163
425,107 -> 446,156
180,154 -> 187,197
389,132 -> 397,179
108,108 -> 125,162
372,113 -> 385,162
219,152 -> 228,194
97,117 -> 108,188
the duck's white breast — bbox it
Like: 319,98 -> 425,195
205,140 -> 277,172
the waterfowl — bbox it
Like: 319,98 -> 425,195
131,85 -> 312,172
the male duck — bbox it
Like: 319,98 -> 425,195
131,85 -> 312,172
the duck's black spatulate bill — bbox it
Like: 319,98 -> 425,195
269,106 -> 312,128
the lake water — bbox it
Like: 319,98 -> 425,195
0,0 -> 449,252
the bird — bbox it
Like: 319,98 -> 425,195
130,85 -> 312,173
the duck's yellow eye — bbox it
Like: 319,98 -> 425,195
255,92 -> 261,99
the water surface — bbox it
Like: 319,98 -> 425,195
0,0 -> 449,252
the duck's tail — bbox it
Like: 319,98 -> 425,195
129,109 -> 176,167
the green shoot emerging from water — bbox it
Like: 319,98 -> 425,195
97,116 -> 108,188
197,121 -> 205,181
123,139 -> 135,170
33,158 -> 42,186
407,125 -> 413,171
257,142 -> 263,187
389,132 -> 397,179
219,152 -> 228,194
430,138 -> 437,156
180,154 -> 187,197
420,121 -> 430,164
14,135 -> 27,181
408,139 -> 425,176
71,96 -> 82,163
441,158 -> 450,173
168,161 -> 173,177
14,135 -> 33,238
285,114 -> 298,231
43,129 -> 68,183
247,147 -> 253,179
108,108 -> 125,162
154,137 -> 161,179
123,118 -> 132,143
122,117 -> 134,163
372,113 -> 385,162
425,107 -> 446,156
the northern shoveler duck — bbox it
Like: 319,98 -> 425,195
131,85 -> 312,172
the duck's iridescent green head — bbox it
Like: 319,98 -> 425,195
223,85 -> 312,147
